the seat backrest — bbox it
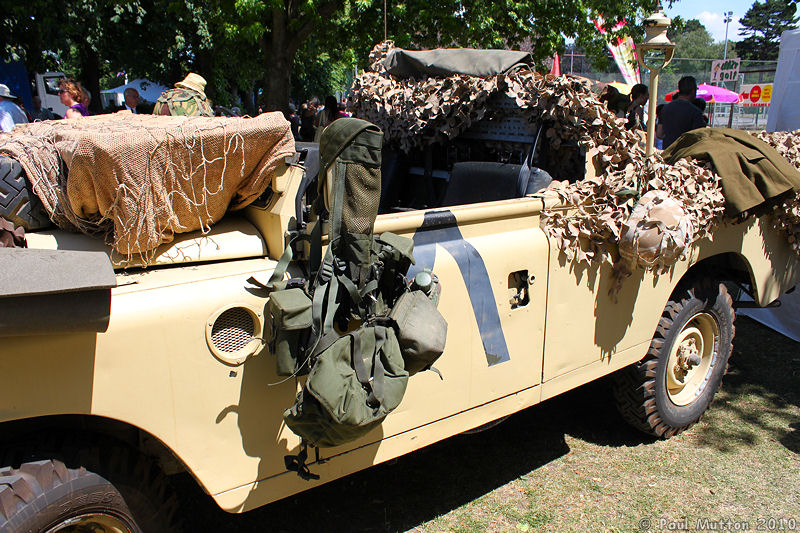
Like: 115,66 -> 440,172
441,161 -> 522,207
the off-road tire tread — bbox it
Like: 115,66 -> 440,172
612,279 -> 735,438
0,437 -> 180,532
0,156 -> 50,231
0,460 -> 86,525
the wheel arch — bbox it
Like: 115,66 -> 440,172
0,414 -> 202,490
678,252 -> 754,296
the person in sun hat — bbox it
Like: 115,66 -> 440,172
0,84 -> 29,132
152,73 -> 214,117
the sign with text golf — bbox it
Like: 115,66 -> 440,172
710,58 -> 740,83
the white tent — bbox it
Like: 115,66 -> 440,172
742,29 -> 800,340
766,29 -> 800,133
100,78 -> 169,108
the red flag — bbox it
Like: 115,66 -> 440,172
550,52 -> 561,76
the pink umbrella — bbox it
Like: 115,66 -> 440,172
664,84 -> 741,103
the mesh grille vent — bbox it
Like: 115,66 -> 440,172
210,308 -> 255,353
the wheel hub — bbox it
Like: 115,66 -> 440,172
665,312 -> 720,406
673,337 -> 703,382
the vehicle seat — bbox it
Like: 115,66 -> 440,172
440,161 -> 522,207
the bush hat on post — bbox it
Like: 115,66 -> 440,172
0,84 -> 18,100
175,73 -> 207,96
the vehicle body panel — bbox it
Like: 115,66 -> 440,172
2,165 -> 799,513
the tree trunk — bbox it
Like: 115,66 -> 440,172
264,52 -> 293,114
261,2 -> 337,114
80,49 -> 102,114
263,9 -> 293,114
245,88 -> 256,116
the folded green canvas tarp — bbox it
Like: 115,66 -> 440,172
383,48 -> 533,78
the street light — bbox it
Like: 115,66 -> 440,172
723,11 -> 733,62
637,8 -> 676,157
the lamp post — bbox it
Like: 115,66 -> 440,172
722,11 -> 733,62
637,8 -> 676,157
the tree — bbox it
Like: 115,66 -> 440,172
5,0 -> 662,113
667,15 -> 705,41
220,0 -> 662,113
736,0 -> 799,60
671,19 -> 724,59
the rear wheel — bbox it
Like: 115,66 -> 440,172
0,444 -> 178,533
613,280 -> 735,438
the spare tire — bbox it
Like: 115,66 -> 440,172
0,156 -> 50,231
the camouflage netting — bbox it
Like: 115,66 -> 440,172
757,130 -> 800,257
0,112 -> 294,261
351,42 -> 726,275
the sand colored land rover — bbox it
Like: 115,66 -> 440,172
1,48 -> 799,532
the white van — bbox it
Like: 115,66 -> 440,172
34,71 -> 67,117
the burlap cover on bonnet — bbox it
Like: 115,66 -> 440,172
0,112 -> 294,259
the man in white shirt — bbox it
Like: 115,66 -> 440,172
124,88 -> 140,113
0,84 -> 29,132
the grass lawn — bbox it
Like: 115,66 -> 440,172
179,316 -> 799,532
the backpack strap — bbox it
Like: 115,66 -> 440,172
349,325 -> 388,409
284,440 -> 320,481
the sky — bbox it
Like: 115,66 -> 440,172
664,0 -> 755,42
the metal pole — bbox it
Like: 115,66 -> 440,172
641,49 -> 674,157
646,70 -> 660,157
722,12 -> 732,61
570,46 -> 574,74
384,0 -> 388,41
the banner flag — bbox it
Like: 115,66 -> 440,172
595,17 -> 641,86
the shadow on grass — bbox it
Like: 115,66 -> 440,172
694,316 -> 800,454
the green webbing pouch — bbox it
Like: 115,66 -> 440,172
267,288 -> 312,376
373,232 -> 415,314
283,324 -> 409,447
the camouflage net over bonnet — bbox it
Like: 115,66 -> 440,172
350,42 -> 726,273
757,130 -> 800,257
0,112 -> 294,262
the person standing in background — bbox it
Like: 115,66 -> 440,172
299,101 -> 316,141
81,88 -> 92,115
0,84 -> 29,132
59,79 -> 90,119
659,76 -> 706,149
30,96 -> 55,121
123,88 -> 142,113
313,95 -> 347,141
654,104 -> 665,150
153,73 -> 214,117
625,84 -> 649,131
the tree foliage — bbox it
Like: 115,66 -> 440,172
670,17 -> 726,65
658,17 -> 730,97
736,0 -> 799,60
3,0 -> 663,113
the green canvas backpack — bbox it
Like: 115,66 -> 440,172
255,119 -> 447,479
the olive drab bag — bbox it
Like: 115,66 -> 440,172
257,119 -> 448,471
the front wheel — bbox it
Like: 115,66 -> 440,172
612,280 -> 735,438
0,445 -> 177,533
